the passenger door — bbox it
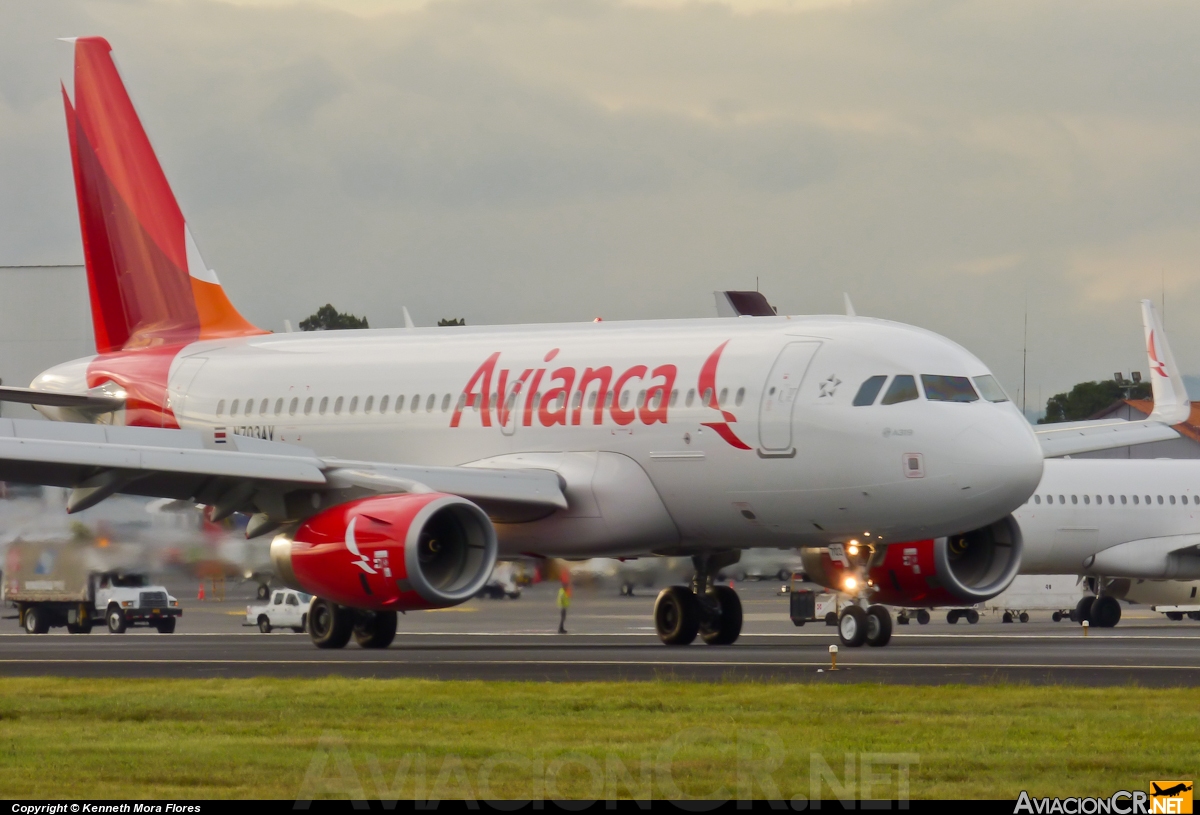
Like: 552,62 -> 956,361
758,342 -> 821,453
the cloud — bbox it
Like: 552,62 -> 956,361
2,0 -> 1200,409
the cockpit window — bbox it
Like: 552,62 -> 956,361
853,376 -> 888,406
972,375 -> 1009,403
921,375 -> 979,403
880,375 -> 919,405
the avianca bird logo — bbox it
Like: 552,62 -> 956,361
1149,330 -> 1169,378
343,518 -> 377,575
699,341 -> 751,450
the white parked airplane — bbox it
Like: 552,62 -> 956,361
0,38 -> 1178,649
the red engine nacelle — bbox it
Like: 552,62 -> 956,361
802,515 -> 1023,607
270,493 -> 497,611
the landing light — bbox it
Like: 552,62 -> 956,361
847,541 -> 860,556
843,576 -> 858,592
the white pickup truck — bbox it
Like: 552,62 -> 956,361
246,589 -> 312,633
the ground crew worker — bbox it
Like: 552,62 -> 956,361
556,579 -> 571,634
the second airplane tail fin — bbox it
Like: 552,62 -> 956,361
62,36 -> 264,354
1140,299 -> 1190,425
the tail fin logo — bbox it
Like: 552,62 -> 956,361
1149,330 -> 1168,378
699,341 -> 751,450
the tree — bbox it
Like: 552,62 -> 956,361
438,318 -> 466,326
1039,380 -> 1151,424
299,304 -> 368,331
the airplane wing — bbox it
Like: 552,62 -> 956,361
1084,533 -> 1200,579
0,417 -> 566,536
1034,299 -> 1190,458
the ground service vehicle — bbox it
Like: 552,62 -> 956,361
246,588 -> 312,632
3,541 -> 181,634
0,38 -> 1179,650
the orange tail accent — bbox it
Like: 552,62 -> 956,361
63,37 -> 264,353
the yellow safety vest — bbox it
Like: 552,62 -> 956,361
556,587 -> 571,609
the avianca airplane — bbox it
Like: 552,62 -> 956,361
0,38 -> 1181,649
801,301 -> 1200,638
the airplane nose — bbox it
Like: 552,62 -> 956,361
949,407 -> 1043,512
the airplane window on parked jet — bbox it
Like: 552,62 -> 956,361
686,389 -> 695,407
1182,495 -> 1188,504
1193,495 -> 1199,505
638,390 -> 647,408
1108,495 -> 1114,504
411,395 -> 420,413
289,398 -> 298,416
1120,495 -> 1127,504
394,395 -> 404,412
1071,495 -> 1078,504
245,400 -> 253,417
379,396 -> 388,413
304,397 -> 313,415
588,392 -> 597,410
572,392 -> 582,409
702,388 -> 713,405
1083,495 -> 1090,504
259,399 -> 268,415
921,375 -> 979,402
620,391 -> 630,409
440,395 -> 449,412
1095,495 -> 1101,504
853,376 -> 888,406
735,387 -> 745,406
319,397 -> 328,415
1132,495 -> 1138,504
457,395 -> 466,412
216,400 -> 225,416
426,395 -> 436,412
334,397 -> 344,415
230,399 -> 239,415
274,399 -> 283,416
670,390 -> 679,407
881,375 -> 919,405
349,396 -> 358,414
1157,495 -> 1164,505
972,375 -> 1009,403
1034,495 -> 1041,504
1170,495 -> 1177,505
1059,495 -> 1065,504
719,388 -> 728,406
364,396 -> 373,414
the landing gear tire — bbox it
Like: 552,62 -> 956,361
699,585 -> 743,646
777,569 -> 791,582
916,610 -> 930,625
946,610 -> 960,624
896,613 -> 910,625
865,605 -> 893,647
308,598 -> 353,649
966,610 -> 980,625
824,612 -> 838,626
1166,612 -> 1184,621
23,607 -> 48,635
1189,612 -> 1200,621
1002,612 -> 1013,623
1091,596 -> 1121,628
156,617 -> 176,634
354,610 -> 398,649
1052,611 -> 1063,622
838,605 -> 869,647
258,615 -> 272,634
106,606 -> 127,634
1019,612 -> 1030,623
654,586 -> 700,646
1072,596 -> 1095,624
256,584 -> 270,601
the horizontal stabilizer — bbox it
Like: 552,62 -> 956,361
0,386 -> 123,411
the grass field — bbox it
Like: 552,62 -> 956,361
0,677 -> 1196,800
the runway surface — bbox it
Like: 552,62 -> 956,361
3,582 -> 1199,684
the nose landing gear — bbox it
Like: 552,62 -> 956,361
653,552 -> 744,646
837,603 -> 893,647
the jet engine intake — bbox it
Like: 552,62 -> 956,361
270,493 -> 497,611
802,515 -> 1023,607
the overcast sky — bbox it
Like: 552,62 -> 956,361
3,0 -> 1200,413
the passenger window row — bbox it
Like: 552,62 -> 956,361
214,386 -> 751,419
853,374 -> 1009,407
1032,493 -> 1200,506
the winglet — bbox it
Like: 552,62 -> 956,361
403,307 -> 415,329
843,293 -> 856,317
1141,299 -> 1190,425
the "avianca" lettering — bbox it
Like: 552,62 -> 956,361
450,342 -> 751,452
451,348 -> 677,429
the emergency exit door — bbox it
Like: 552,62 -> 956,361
758,342 -> 821,453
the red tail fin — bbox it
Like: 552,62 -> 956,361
63,37 -> 263,353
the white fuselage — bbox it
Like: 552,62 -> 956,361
35,315 -> 1044,558
1016,458 -> 1200,577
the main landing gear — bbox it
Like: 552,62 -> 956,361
653,552 -> 743,646
837,603 -> 892,647
1069,594 -> 1122,628
308,598 -> 398,649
